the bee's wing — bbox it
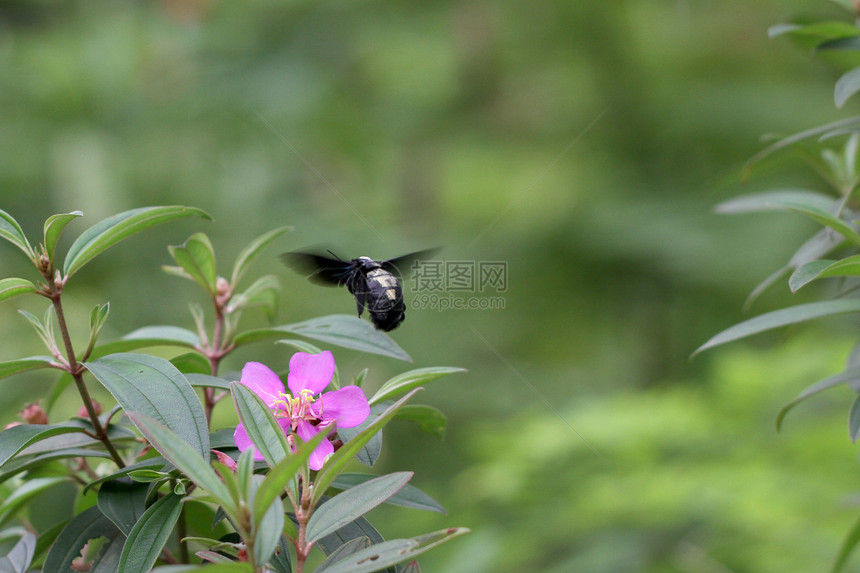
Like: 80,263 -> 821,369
381,248 -> 440,278
281,252 -> 355,287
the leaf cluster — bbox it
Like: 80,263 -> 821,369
0,207 -> 467,572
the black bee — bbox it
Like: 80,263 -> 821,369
282,249 -> 436,332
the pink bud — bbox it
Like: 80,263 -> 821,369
19,402 -> 47,425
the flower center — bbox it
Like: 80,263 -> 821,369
272,389 -> 319,426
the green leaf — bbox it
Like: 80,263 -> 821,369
85,353 -> 209,457
252,477 -> 284,566
97,478 -> 150,536
788,260 -> 835,292
186,373 -> 232,390
83,457 -> 169,493
235,315 -> 411,361
369,367 -> 465,406
331,473 -> 446,514
744,118 -> 860,173
0,532 -> 35,573
307,472 -> 413,543
0,477 -> 67,528
82,303 -> 111,360
125,413 -> 232,508
850,394 -> 860,443
0,423 -> 88,468
90,325 -> 201,358
43,505 -> 124,573
62,206 -> 210,277
251,429 -> 331,531
227,275 -> 280,319
836,67 -> 860,108
43,211 -> 83,263
0,448 -> 112,484
313,389 -> 421,505
0,278 -> 37,303
151,563 -> 254,573
0,356 -> 54,381
833,512 -> 860,573
314,537 -> 371,572
230,226 -> 292,286
230,382 -> 291,467
118,492 -> 183,573
790,255 -> 860,292
393,404 -> 447,438
693,300 -> 860,357
715,189 -> 837,214
317,527 -> 470,573
0,209 -> 35,260
168,233 -> 218,295
171,353 -> 211,375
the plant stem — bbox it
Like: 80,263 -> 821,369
50,292 -> 125,468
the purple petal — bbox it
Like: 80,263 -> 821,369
296,420 -> 334,471
233,424 -> 265,461
287,351 -> 335,396
313,385 -> 370,428
239,362 -> 285,406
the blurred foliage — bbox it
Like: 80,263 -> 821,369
3,0 -> 860,570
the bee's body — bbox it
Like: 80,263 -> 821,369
282,250 -> 435,332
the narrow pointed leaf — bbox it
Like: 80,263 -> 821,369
744,117 -> 860,172
0,209 -> 34,259
126,413 -> 233,506
253,481 -> 284,566
235,315 -> 411,361
85,353 -> 209,457
318,527 -> 470,573
790,255 -> 860,293
370,367 -> 465,406
0,356 -> 54,380
833,512 -> 860,573
118,492 -> 183,573
693,300 -> 860,356
314,537 -> 371,572
152,564 -> 254,573
230,381 -> 291,467
313,389 -> 421,504
230,226 -> 292,286
90,325 -> 201,358
43,211 -> 83,262
252,429 -> 330,530
63,206 -> 210,277
307,472 -> 413,543
0,448 -> 112,484
0,532 -> 35,573
836,67 -> 860,108
0,477 -> 67,527
715,189 -> 837,214
851,394 -> 860,443
331,473 -> 446,514
0,278 -> 37,303
394,404 -> 447,438
186,373 -> 232,390
0,423 -> 88,468
83,457 -> 169,493
168,233 -> 217,295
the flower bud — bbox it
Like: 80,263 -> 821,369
78,400 -> 103,419
19,402 -> 48,425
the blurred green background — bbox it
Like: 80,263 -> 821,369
3,0 -> 860,571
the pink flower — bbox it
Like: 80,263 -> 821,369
233,351 -> 370,470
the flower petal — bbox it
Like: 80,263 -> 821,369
233,424 -> 265,461
287,351 -> 335,396
240,362 -> 285,406
296,420 -> 334,471
313,385 -> 370,428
